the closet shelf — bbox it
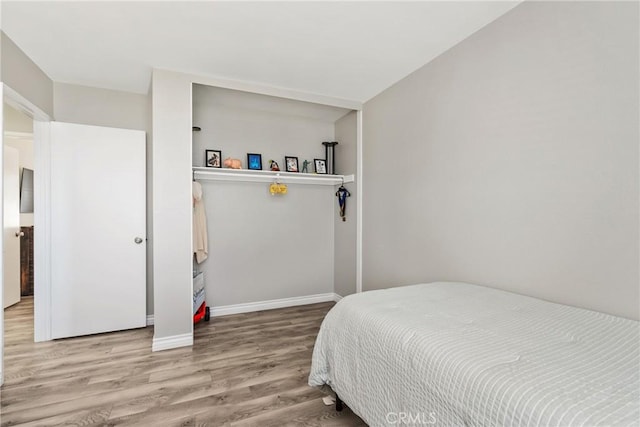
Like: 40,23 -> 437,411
193,167 -> 354,186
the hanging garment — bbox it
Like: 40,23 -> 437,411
192,181 -> 208,263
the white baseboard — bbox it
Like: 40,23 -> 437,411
211,292 -> 342,317
145,292 -> 342,338
152,333 -> 193,352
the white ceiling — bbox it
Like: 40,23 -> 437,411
2,1 -> 520,102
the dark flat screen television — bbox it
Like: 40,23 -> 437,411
20,168 -> 34,213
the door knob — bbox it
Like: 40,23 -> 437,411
134,237 -> 144,244
15,231 -> 24,238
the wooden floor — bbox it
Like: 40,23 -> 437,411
1,298 -> 366,426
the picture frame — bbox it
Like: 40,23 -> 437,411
247,153 -> 263,170
206,150 -> 222,168
314,159 -> 327,174
285,156 -> 299,172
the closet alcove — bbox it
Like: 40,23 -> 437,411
191,84 -> 358,315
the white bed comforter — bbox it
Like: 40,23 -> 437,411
309,282 -> 640,426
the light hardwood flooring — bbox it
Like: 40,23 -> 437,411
1,297 -> 366,426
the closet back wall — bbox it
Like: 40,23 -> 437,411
192,85 -> 343,306
193,85 -> 341,168
200,182 -> 334,305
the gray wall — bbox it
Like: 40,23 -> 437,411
334,111 -> 357,297
1,32 -> 53,117
362,1 -> 639,320
54,82 -> 149,132
192,85 -> 339,167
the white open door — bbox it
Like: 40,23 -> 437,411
3,146 -> 21,309
50,122 -> 146,339
0,94 -> 4,386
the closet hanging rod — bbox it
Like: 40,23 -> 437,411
193,167 -> 354,186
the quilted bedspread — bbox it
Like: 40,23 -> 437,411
308,282 -> 640,426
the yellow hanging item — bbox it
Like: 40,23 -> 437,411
269,183 -> 288,195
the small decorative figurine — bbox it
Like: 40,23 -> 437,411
301,160 -> 311,173
223,158 -> 242,169
269,160 -> 280,171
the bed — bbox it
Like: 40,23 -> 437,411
309,282 -> 640,426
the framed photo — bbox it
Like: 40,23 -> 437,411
314,159 -> 327,174
285,156 -> 299,172
206,150 -> 222,168
247,153 -> 263,170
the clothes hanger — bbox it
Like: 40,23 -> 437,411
337,186 -> 350,196
336,182 -> 350,221
336,180 -> 351,197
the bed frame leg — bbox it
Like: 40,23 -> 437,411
336,395 -> 343,412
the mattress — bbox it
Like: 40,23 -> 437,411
309,282 -> 640,427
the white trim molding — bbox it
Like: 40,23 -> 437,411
3,85 -> 51,122
333,294 -> 343,302
210,293 -> 339,317
152,333 -> 193,352
33,120 -> 52,342
356,109 -> 363,294
146,315 -> 154,326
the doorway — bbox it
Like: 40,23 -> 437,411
0,85 -> 52,387
3,103 -> 35,334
